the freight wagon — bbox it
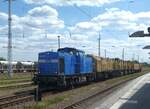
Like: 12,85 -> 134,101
34,47 -> 142,89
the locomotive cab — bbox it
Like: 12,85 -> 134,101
38,51 -> 76,76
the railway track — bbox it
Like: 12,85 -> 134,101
0,82 -> 33,89
64,77 -> 135,109
0,73 -> 142,109
0,90 -> 34,109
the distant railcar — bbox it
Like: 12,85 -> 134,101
0,61 -> 36,73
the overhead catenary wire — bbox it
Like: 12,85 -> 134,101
127,0 -> 134,36
67,0 -> 103,57
73,5 -> 93,19
22,5 -> 25,38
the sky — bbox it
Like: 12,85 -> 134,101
0,0 -> 150,62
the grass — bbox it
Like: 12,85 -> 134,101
24,96 -> 66,109
0,78 -> 31,85
0,73 -> 35,95
0,73 -> 33,80
0,73 -> 33,89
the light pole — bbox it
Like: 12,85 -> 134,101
122,48 -> 125,61
138,55 -> 140,62
7,0 -> 13,78
122,48 -> 125,70
57,35 -> 60,49
104,49 -> 106,58
98,32 -> 101,57
111,46 -> 117,58
111,46 -> 125,60
132,53 -> 135,61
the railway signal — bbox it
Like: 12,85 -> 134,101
143,45 -> 150,49
129,27 -> 150,37
129,31 -> 145,37
129,27 -> 150,61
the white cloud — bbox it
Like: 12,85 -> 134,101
63,8 -> 150,62
23,5 -> 64,29
0,5 -> 66,61
1,6 -> 150,62
28,5 -> 58,17
0,5 -> 64,35
0,12 -> 7,21
24,0 -> 122,6
71,8 -> 150,36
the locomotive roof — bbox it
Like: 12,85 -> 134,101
58,47 -> 84,53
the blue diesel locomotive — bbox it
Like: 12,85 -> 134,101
35,47 -> 93,88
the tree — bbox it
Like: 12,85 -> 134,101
0,57 -> 6,61
16,62 -> 23,70
33,62 -> 38,70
